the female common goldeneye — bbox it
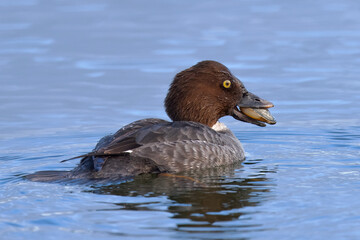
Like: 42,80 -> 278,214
27,60 -> 275,181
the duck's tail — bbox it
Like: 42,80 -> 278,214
24,171 -> 70,182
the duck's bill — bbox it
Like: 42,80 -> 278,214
232,91 -> 276,127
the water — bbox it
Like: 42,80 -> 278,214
1,0 -> 360,239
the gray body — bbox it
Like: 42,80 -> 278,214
68,118 -> 244,179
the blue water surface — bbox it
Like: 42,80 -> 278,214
1,0 -> 360,239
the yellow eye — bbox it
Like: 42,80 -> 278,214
223,80 -> 231,88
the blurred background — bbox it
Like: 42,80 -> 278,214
0,1 -> 359,239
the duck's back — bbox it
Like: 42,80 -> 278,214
26,118 -> 244,181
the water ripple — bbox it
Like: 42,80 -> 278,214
0,23 -> 31,31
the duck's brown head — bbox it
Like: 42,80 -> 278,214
164,60 -> 276,127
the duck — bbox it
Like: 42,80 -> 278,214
26,60 -> 276,182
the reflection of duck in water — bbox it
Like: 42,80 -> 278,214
26,61 -> 275,182
90,161 -> 273,226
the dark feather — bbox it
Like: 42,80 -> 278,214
60,118 -> 168,162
